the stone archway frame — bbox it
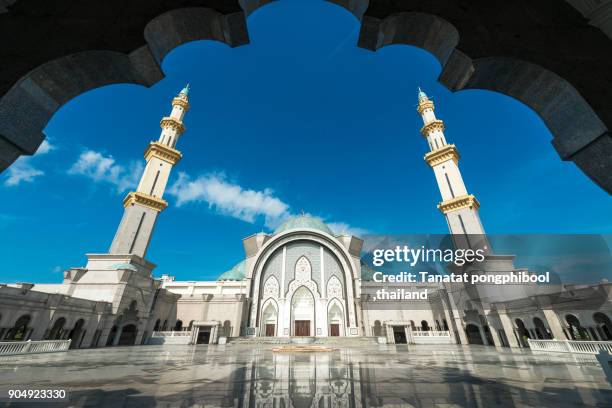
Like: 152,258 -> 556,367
354,7 -> 611,193
248,229 -> 359,331
289,285 -> 317,337
1,1 -> 611,193
0,4 -> 257,170
259,297 -> 279,336
327,297 -> 346,336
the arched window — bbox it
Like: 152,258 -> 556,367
153,319 -> 161,332
515,318 -> 530,347
118,324 -> 138,346
223,320 -> 232,337
188,320 -> 194,331
7,315 -> 31,341
161,320 -> 168,331
533,317 -> 551,339
421,320 -> 430,331
373,320 -> 382,337
442,319 -> 449,331
48,317 -> 66,340
465,324 -> 483,345
106,325 -> 118,346
174,320 -> 183,331
594,312 -> 612,340
68,319 -> 86,349
565,315 -> 589,340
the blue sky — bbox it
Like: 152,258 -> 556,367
1,0 -> 610,283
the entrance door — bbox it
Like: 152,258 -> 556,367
330,324 -> 340,337
265,324 -> 275,337
393,326 -> 407,344
294,320 -> 310,336
197,329 -> 211,344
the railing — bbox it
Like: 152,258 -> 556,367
528,339 -> 612,355
411,330 -> 451,337
151,330 -> 192,338
0,340 -> 71,356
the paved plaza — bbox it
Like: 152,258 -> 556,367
0,344 -> 611,407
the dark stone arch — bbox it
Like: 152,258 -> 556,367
0,0 -> 257,171
355,2 -> 612,193
0,0 -> 611,193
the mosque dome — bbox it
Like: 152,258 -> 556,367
217,260 -> 246,281
274,214 -> 333,235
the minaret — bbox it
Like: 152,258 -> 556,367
109,85 -> 190,258
417,88 -> 487,250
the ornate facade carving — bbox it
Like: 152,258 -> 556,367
263,276 -> 280,299
294,256 -> 312,282
327,276 -> 343,299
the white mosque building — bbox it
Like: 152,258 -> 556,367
1,87 -> 610,349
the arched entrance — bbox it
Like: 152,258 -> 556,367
118,324 -> 137,346
68,319 -> 86,348
6,315 -> 31,341
533,317 -> 550,339
106,326 -> 118,346
594,312 -> 612,340
515,318 -> 530,347
565,315 -> 588,340
261,301 -> 278,337
327,301 -> 344,337
174,320 -> 183,331
291,286 -> 314,337
47,317 -> 66,340
465,324 -> 483,345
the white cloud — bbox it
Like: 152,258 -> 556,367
3,139 -> 54,186
168,172 -> 290,228
68,150 -> 143,193
327,221 -> 370,236
168,171 -> 369,235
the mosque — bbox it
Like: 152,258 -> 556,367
0,87 -> 610,349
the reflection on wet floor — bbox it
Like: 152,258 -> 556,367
0,344 -> 611,407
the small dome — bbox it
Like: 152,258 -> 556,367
274,214 -> 333,235
217,260 -> 246,281
110,263 -> 138,271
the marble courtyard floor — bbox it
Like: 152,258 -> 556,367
0,344 -> 611,407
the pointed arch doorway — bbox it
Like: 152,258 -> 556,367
291,286 -> 314,336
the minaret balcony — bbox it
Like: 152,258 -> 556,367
172,97 -> 190,111
420,119 -> 445,137
160,116 -> 185,134
123,191 -> 168,212
424,144 -> 460,167
144,141 -> 182,165
437,194 -> 480,214
417,99 -> 434,114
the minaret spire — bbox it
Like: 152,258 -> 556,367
109,86 -> 190,258
417,88 -> 487,250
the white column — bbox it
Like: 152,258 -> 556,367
280,246 -> 288,336
281,246 -> 286,297
320,246 -> 326,298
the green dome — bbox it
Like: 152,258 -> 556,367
217,260 -> 246,281
274,214 -> 333,235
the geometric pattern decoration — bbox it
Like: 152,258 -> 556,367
263,276 -> 280,299
327,276 -> 343,299
294,256 -> 312,283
